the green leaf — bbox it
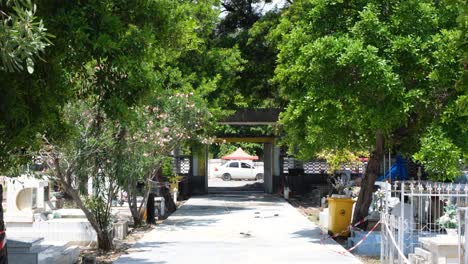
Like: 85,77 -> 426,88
26,58 -> 34,73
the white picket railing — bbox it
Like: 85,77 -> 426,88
457,207 -> 468,264
381,212 -> 410,264
380,181 -> 468,264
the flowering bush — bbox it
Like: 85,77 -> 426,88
438,202 -> 458,229
115,90 -> 214,225
371,189 -> 386,212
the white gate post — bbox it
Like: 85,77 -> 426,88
465,209 -> 468,264
399,182 -> 405,264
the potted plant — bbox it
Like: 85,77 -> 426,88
371,189 -> 386,213
438,202 -> 458,235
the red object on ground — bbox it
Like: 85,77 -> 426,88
0,230 -> 6,251
221,147 -> 259,160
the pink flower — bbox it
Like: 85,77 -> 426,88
163,127 -> 169,133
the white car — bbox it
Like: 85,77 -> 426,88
214,161 -> 264,181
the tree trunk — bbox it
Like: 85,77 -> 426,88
97,230 -> 113,252
0,185 -> 8,264
153,167 -> 176,219
126,182 -> 142,227
352,133 -> 385,225
161,187 -> 176,219
130,208 -> 142,227
129,201 -> 142,227
60,179 -> 113,251
146,193 -> 156,225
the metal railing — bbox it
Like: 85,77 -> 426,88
380,181 -> 468,264
457,207 -> 468,264
381,212 -> 410,264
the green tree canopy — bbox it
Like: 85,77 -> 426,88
0,0 -> 51,73
0,0 -> 61,174
207,0 -> 286,109
2,0 -> 226,251
273,0 -> 465,222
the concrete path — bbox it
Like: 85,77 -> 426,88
208,178 -> 264,193
115,194 -> 362,264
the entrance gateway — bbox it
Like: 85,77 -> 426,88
179,109 -> 282,195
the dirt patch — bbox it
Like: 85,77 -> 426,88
356,256 -> 380,264
78,200 -> 186,263
79,224 -> 155,264
289,197 -> 323,226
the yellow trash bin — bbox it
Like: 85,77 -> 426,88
327,197 -> 355,236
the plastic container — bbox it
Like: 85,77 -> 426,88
327,197 -> 355,236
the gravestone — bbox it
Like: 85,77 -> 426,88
8,237 -> 43,264
5,176 -> 49,223
113,221 -> 128,240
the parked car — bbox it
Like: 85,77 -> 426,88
214,160 -> 263,181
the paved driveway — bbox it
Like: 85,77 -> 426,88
115,194 -> 362,264
208,178 -> 264,192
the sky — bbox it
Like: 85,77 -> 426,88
255,0 -> 289,14
219,0 -> 289,18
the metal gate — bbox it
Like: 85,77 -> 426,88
172,155 -> 192,198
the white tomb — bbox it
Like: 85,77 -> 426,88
5,175 -> 49,223
4,175 -> 128,244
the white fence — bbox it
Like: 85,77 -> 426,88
381,212 -> 410,263
381,181 -> 468,264
457,207 -> 468,264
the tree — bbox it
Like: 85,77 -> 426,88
0,0 -> 51,73
274,0 -> 465,223
204,0 -> 287,109
1,1 -> 54,262
413,2 -> 468,180
0,0 -> 234,253
11,0 -> 222,251
39,100 -> 119,251
115,91 -> 213,226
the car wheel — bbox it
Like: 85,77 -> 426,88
256,173 -> 264,180
222,173 -> 231,181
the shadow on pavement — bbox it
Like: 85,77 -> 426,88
159,217 -> 220,231
116,256 -> 167,264
202,194 -> 283,205
116,242 -> 174,264
291,228 -> 340,246
173,204 -> 250,216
